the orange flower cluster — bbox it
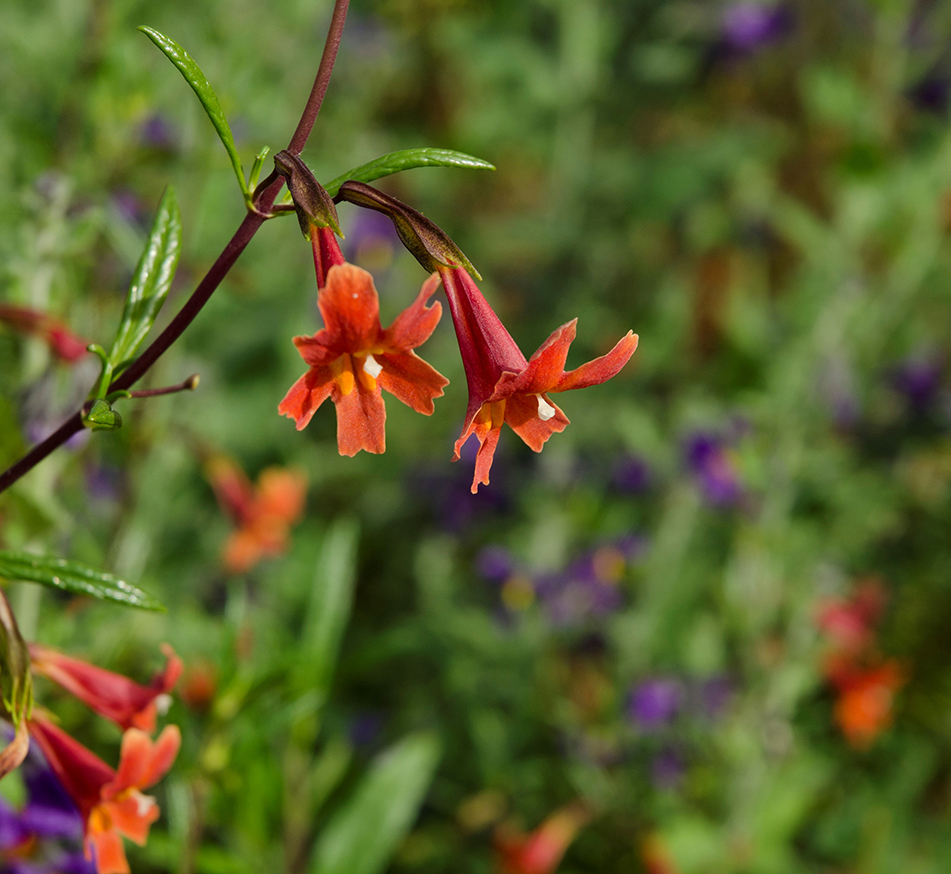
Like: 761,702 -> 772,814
26,645 -> 182,874
206,456 -> 307,573
817,578 -> 906,749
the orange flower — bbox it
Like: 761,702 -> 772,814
494,803 -> 589,874
829,659 -> 905,749
27,715 -> 180,874
29,643 -> 182,732
207,457 -> 307,574
438,265 -> 638,492
279,263 -> 449,455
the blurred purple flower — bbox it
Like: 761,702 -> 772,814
698,674 -> 734,719
628,678 -> 684,731
891,354 -> 943,410
348,712 -> 384,748
533,539 -> 642,626
651,747 -> 686,789
475,546 -> 516,583
343,210 -> 400,272
684,432 -> 743,507
909,74 -> 951,113
139,113 -> 177,151
0,739 -> 93,874
721,3 -> 792,52
611,454 -> 652,493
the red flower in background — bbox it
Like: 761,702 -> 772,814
817,577 -> 906,749
826,656 -> 905,750
438,266 -> 637,492
27,715 -> 180,874
279,264 -> 449,455
206,457 -> 307,573
29,643 -> 182,733
0,304 -> 89,364
494,803 -> 589,874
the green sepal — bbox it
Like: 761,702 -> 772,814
0,590 -> 32,732
323,148 -> 495,198
336,181 -> 481,279
82,399 -> 122,432
274,151 -> 342,238
0,550 -> 166,612
107,186 -> 182,372
249,146 -> 270,192
138,26 -> 250,200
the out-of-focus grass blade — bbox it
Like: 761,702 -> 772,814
322,148 -> 495,198
295,518 -> 359,697
138,26 -> 249,198
108,186 -> 181,371
309,732 -> 441,874
0,550 -> 165,611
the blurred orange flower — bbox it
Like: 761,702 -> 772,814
828,658 -> 905,750
207,457 -> 307,573
494,803 -> 589,874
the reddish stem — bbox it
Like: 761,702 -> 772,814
0,0 -> 351,497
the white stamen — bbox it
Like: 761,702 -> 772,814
536,394 -> 557,421
362,354 -> 383,379
134,792 -> 156,817
154,694 -> 172,716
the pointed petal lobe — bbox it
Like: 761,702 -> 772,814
317,264 -> 382,353
332,377 -> 387,456
278,365 -> 336,431
504,392 -> 569,452
376,351 -> 449,415
382,273 -> 443,350
553,332 -> 638,392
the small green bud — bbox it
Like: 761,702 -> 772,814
83,398 -> 123,431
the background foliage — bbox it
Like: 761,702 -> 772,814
3,0 -> 951,871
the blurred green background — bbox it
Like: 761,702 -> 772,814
3,0 -> 951,871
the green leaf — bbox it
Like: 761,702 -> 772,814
322,148 -> 495,198
0,590 -> 32,731
0,550 -> 165,611
309,733 -> 441,874
107,187 -> 182,370
138,26 -> 249,198
293,519 -> 359,698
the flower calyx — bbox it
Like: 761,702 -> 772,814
274,150 -> 342,238
336,181 -> 481,279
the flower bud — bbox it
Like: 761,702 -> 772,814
274,150 -> 342,238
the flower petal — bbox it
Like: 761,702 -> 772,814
377,351 -> 449,415
106,726 -> 180,798
87,824 -> 130,874
278,365 -> 336,431
382,273 -> 443,351
504,392 -> 569,452
553,331 -> 638,392
317,264 -> 383,353
510,320 -> 578,395
292,334 -> 339,367
104,792 -> 159,844
332,378 -> 387,456
254,468 -> 308,522
453,402 -> 505,493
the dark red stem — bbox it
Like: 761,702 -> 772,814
0,0 -> 351,497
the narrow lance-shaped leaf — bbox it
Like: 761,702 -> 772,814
0,551 -> 165,612
0,590 -> 31,778
322,148 -> 495,198
138,26 -> 249,198
309,732 -> 441,874
108,186 -> 182,373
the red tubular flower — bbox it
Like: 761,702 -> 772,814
29,643 -> 182,733
279,262 -> 449,456
494,803 -> 589,874
0,304 -> 89,363
438,266 -> 638,492
27,715 -> 180,874
206,457 -> 307,574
